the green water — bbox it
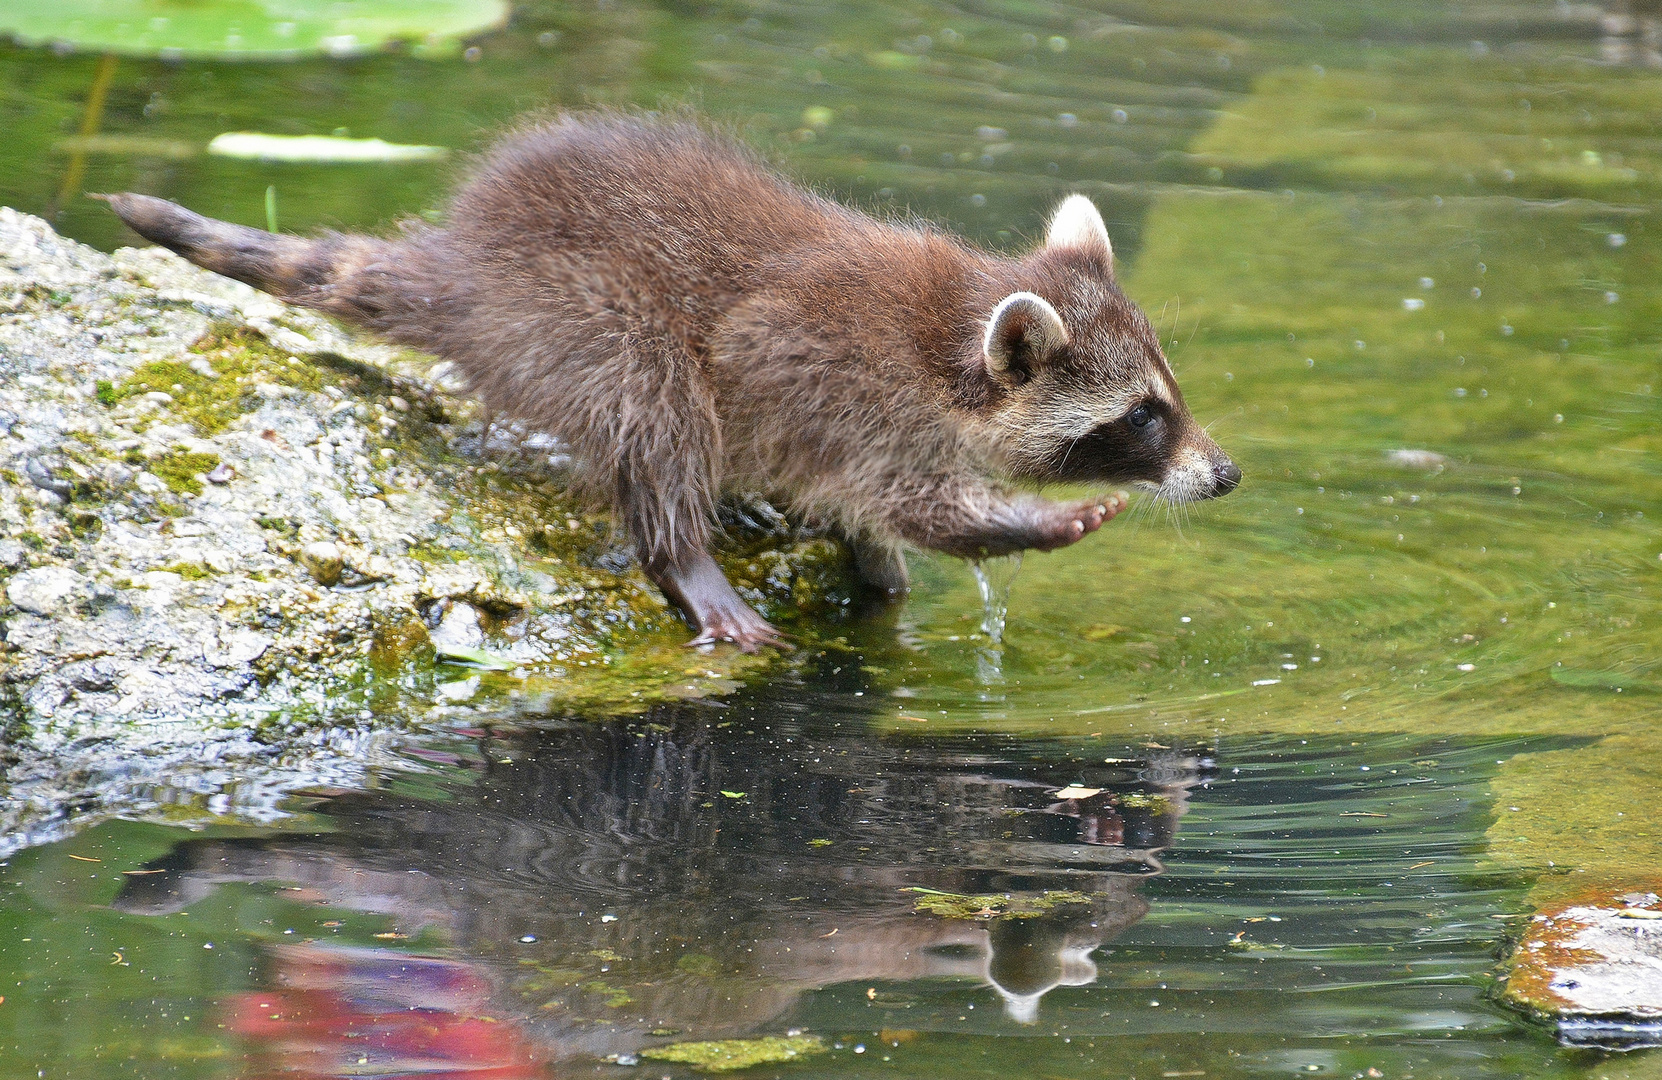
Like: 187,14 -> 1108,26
3,0 -> 1662,1076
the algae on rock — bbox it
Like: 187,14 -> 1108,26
0,208 -> 853,854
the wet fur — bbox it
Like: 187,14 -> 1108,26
101,112 -> 1234,646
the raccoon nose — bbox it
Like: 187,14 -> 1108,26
1213,461 -> 1241,495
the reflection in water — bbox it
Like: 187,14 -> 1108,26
223,946 -> 548,1078
1601,0 -> 1662,66
114,708 -> 1204,1070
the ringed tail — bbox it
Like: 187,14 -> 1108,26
95,192 -> 399,326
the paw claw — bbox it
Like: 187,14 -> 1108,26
684,613 -> 786,653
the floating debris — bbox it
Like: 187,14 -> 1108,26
1386,448 -> 1448,470
903,886 -> 1092,920
208,132 -> 450,163
640,1036 -> 826,1073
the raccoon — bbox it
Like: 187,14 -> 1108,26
100,113 -> 1238,650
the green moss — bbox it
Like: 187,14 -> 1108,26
162,562 -> 211,581
67,511 -> 103,540
1117,793 -> 1173,814
676,952 -> 722,977
585,980 -> 634,1008
904,887 -> 1093,921
93,379 -> 117,406
254,515 -> 299,537
148,450 -> 219,497
641,1036 -> 827,1073
99,325 -> 335,435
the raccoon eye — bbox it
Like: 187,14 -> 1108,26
1127,403 -> 1154,428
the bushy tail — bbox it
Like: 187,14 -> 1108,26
97,193 -> 408,329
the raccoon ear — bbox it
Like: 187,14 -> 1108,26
1046,194 -> 1113,269
984,291 -> 1069,385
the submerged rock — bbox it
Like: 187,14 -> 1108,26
0,208 -> 854,854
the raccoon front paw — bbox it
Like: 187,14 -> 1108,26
1033,492 -> 1127,551
686,603 -> 788,653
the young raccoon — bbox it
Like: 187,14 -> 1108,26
100,113 -> 1238,650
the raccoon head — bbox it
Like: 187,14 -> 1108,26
979,195 -> 1239,504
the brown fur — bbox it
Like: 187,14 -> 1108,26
100,112 -> 1236,648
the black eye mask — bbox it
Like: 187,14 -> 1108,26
1044,402 -> 1175,484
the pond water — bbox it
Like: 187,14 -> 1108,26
2,0 -> 1661,1077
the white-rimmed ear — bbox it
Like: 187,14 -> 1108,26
983,291 -> 1068,385
1046,194 -> 1112,268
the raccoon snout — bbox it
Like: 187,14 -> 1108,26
1212,460 -> 1242,496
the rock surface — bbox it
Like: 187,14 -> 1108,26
1500,885 -> 1662,1048
0,208 -> 853,855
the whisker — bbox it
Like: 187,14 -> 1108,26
1056,431 -> 1085,476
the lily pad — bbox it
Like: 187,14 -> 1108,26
641,1036 -> 826,1073
0,0 -> 510,60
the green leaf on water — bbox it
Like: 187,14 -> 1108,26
719,790 -> 747,799
434,644 -> 515,671
0,0 -> 509,60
